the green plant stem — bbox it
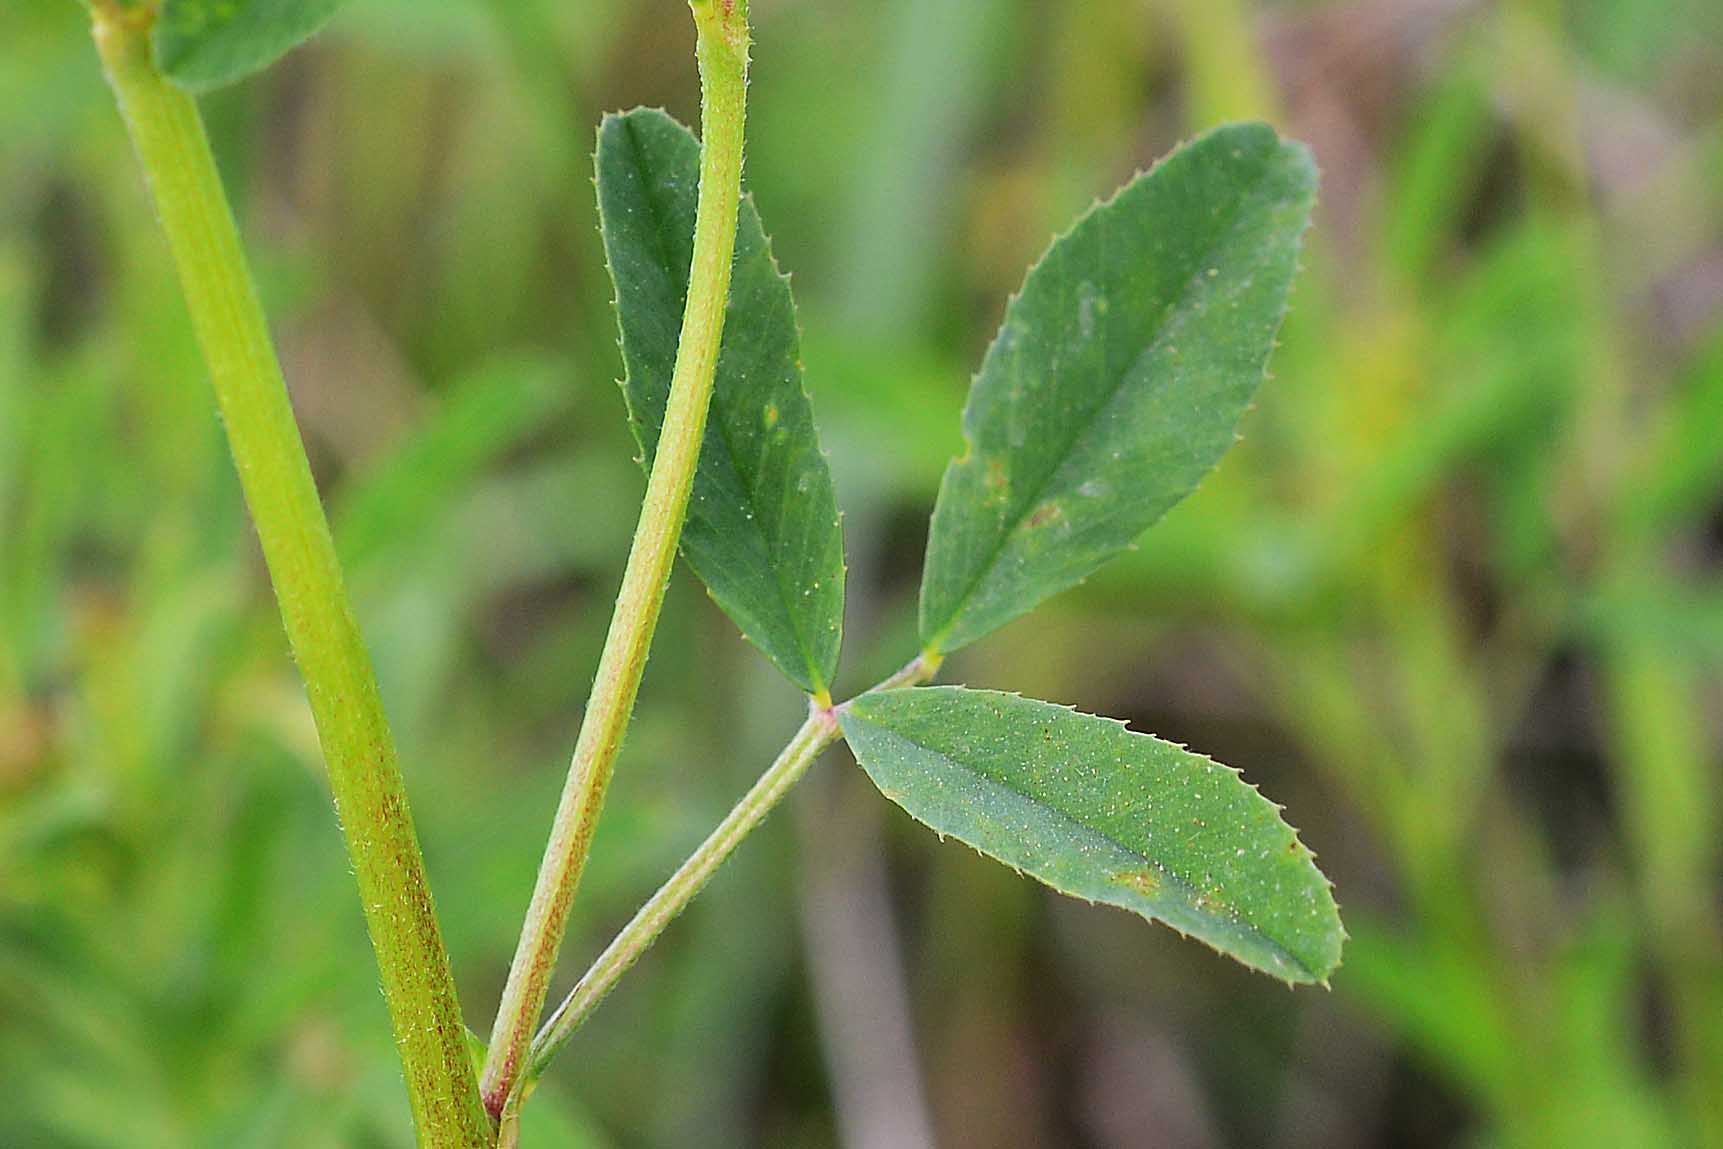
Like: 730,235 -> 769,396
516,653 -> 942,1102
480,0 -> 752,1118
91,7 -> 490,1145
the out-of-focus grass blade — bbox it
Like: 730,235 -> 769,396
0,250 -> 26,520
1383,63 -> 1496,285
336,354 -> 571,571
1338,918 -> 1517,1106
1618,338 -> 1723,536
831,0 -> 1005,340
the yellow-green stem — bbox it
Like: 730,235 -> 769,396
480,0 -> 752,1118
91,7 -> 489,1144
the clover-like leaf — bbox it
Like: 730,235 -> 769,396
919,123 -> 1317,655
840,686 -> 1343,983
598,108 -> 845,696
155,0 -> 345,90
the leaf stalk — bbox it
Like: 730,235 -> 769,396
515,653 -> 943,1104
523,702 -> 841,1087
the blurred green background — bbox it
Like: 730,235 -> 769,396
4,0 -> 1723,1145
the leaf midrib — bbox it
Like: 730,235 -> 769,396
925,155 -> 1283,652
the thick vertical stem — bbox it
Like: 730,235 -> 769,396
91,7 -> 489,1144
480,0 -> 752,1118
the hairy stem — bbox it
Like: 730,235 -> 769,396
480,0 -> 752,1118
91,7 -> 489,1144
518,653 -> 943,1101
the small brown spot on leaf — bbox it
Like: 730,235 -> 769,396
1025,501 -> 1063,529
1111,868 -> 1162,898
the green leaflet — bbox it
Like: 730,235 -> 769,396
598,108 -> 844,696
840,686 -> 1343,983
154,0 -> 344,90
919,123 -> 1316,655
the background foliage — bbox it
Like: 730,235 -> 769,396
3,0 -> 1721,1145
